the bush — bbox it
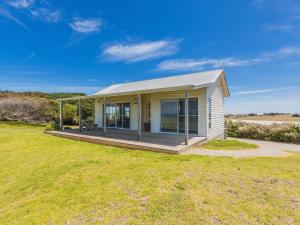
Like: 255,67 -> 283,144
0,92 -> 94,125
0,97 -> 53,123
226,121 -> 300,143
44,121 -> 60,131
292,113 -> 300,117
63,103 -> 78,125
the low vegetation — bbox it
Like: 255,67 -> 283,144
226,113 -> 300,122
0,122 -> 299,224
227,121 -> 300,143
0,91 -> 94,124
201,139 -> 258,150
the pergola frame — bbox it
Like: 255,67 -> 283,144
59,99 -> 85,133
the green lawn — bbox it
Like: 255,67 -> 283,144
201,139 -> 258,150
0,122 -> 299,224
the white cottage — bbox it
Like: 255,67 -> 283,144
56,69 -> 230,153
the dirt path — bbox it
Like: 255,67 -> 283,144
183,138 -> 300,158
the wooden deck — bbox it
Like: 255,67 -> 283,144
48,128 -> 206,154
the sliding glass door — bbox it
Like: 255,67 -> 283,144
103,103 -> 130,129
161,100 -> 178,132
106,104 -> 116,127
188,98 -> 198,134
122,103 -> 130,129
161,98 -> 198,134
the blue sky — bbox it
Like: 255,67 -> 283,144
0,0 -> 300,113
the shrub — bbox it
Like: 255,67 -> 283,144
63,103 -> 77,125
44,121 -> 60,131
292,113 -> 300,117
226,121 -> 300,143
44,124 -> 53,131
0,97 -> 53,123
0,92 -> 95,125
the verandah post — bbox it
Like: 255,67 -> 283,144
185,90 -> 189,145
103,97 -> 107,134
78,99 -> 82,133
59,100 -> 64,130
137,94 -> 142,140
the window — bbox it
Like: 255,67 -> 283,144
208,98 -> 212,128
161,98 -> 198,134
103,103 -> 130,129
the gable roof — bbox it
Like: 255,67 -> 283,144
60,69 -> 230,101
92,69 -> 230,97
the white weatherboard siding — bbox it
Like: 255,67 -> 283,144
150,89 -> 207,136
206,80 -> 225,139
94,99 -> 103,126
94,95 -> 138,130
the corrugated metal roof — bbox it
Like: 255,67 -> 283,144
59,69 -> 229,101
93,69 -> 226,96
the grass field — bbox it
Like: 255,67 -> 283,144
201,140 -> 258,150
227,114 -> 300,122
0,122 -> 299,224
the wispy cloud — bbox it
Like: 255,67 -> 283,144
102,40 -> 180,63
30,8 -> 61,23
20,52 -> 36,63
69,18 -> 102,33
252,0 -> 300,16
5,0 -> 34,9
264,23 -> 294,33
252,0 -> 300,35
4,0 -> 62,24
1,0 -> 62,36
251,0 -> 270,9
0,6 -> 32,33
0,81 -> 101,93
157,46 -> 300,71
233,86 -> 300,96
157,58 -> 263,72
65,18 -> 102,47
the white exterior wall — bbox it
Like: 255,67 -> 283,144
94,83 -> 225,139
94,95 -> 138,130
95,99 -> 103,126
206,80 -> 225,139
150,88 -> 207,136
